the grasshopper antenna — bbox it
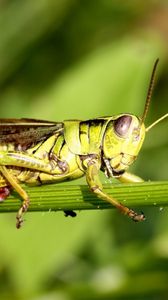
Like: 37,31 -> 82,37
141,58 -> 168,132
141,58 -> 159,124
146,113 -> 168,132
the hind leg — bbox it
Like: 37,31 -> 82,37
0,166 -> 29,228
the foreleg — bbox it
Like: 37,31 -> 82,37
85,160 -> 145,222
118,171 -> 144,183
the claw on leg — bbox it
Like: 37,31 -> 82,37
16,198 -> 30,229
118,204 -> 145,222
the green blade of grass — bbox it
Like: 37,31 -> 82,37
0,181 -> 168,213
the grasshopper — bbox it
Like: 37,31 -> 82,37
0,59 -> 167,228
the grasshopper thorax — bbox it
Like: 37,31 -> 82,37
102,114 -> 145,175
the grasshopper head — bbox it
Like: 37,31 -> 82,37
102,114 -> 146,174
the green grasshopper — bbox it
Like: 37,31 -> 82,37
0,59 -> 167,228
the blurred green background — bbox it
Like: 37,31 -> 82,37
0,1 -> 168,299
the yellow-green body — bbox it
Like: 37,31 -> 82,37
0,115 -> 145,187
0,114 -> 146,228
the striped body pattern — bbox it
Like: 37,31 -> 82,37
0,116 -> 144,187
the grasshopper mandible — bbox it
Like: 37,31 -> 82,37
0,59 -> 167,228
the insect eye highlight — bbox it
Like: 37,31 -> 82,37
114,115 -> 132,137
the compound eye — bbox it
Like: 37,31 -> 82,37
114,115 -> 132,137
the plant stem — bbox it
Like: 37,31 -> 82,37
0,181 -> 168,213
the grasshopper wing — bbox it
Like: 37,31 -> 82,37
0,118 -> 63,148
